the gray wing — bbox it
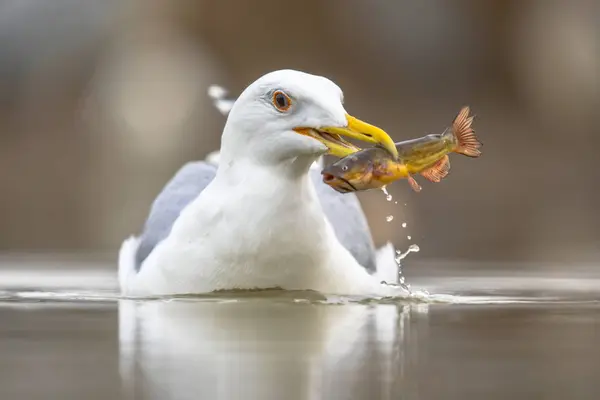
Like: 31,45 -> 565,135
135,160 -> 376,273
135,161 -> 217,271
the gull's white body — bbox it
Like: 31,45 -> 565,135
119,70 -> 398,296
121,160 -> 385,295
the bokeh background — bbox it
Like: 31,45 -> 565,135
0,0 -> 598,269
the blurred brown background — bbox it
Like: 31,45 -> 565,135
0,0 -> 598,266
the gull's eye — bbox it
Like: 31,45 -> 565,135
272,90 -> 292,112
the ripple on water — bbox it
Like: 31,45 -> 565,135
2,286 -> 598,307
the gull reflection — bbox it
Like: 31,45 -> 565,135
118,297 -> 429,400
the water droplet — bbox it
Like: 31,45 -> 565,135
394,201 -> 398,205
401,222 -> 407,228
381,186 -> 393,201
386,215 -> 394,222
407,235 -> 411,240
394,244 -> 420,262
408,244 -> 420,252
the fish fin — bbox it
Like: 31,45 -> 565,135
420,155 -> 451,183
407,176 -> 422,192
452,106 -> 482,158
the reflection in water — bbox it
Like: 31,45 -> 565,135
118,299 -> 429,400
3,266 -> 600,399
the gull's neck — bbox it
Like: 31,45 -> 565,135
212,153 -> 324,227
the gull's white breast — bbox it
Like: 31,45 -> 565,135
122,165 -> 380,296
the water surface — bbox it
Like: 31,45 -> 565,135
1,259 -> 599,400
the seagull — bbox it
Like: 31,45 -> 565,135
119,69 -> 401,296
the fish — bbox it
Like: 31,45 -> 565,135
321,106 -> 482,193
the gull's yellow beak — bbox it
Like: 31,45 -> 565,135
294,114 -> 398,159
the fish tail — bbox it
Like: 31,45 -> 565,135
450,106 -> 482,158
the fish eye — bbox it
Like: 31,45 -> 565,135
342,165 -> 349,172
272,90 -> 292,112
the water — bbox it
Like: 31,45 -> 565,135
382,186 -> 393,202
396,244 -> 421,262
1,259 -> 600,400
379,187 -> 418,290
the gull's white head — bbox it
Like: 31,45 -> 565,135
220,69 -> 397,167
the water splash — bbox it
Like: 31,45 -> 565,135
378,187 -> 419,294
395,244 -> 420,262
397,245 -> 421,292
380,245 -> 421,294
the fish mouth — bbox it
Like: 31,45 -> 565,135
293,114 -> 398,159
322,173 -> 357,193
